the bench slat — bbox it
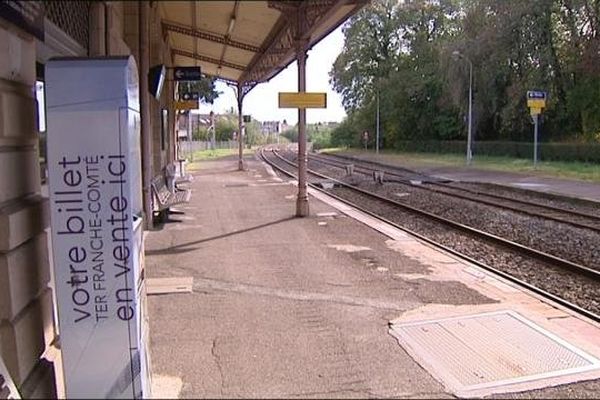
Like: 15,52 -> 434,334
151,173 -> 191,212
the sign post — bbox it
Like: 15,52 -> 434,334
533,114 -> 539,166
527,90 -> 546,168
278,91 -> 327,217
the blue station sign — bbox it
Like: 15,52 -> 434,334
174,66 -> 202,81
527,90 -> 547,100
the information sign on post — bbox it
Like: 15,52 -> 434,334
175,100 -> 199,110
278,92 -> 327,109
527,90 -> 547,168
527,91 -> 546,116
46,57 -> 151,399
173,66 -> 202,81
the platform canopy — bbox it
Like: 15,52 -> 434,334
159,0 -> 367,86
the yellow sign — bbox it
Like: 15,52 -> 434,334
530,107 -> 542,116
527,99 -> 546,109
278,92 -> 327,109
175,100 -> 198,110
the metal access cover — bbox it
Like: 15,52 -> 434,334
389,310 -> 600,398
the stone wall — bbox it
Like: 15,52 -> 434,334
0,18 -> 56,398
0,1 -> 175,397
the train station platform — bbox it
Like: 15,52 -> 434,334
144,153 -> 600,398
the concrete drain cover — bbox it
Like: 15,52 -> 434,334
389,310 -> 600,398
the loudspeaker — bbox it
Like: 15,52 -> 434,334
148,64 -> 166,99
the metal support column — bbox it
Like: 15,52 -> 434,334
237,82 -> 244,171
295,38 -> 310,217
187,111 -> 193,161
139,1 -> 153,229
467,59 -> 473,165
533,114 -> 539,168
376,89 -> 380,154
210,111 -> 216,150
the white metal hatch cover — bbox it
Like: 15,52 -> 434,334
389,310 -> 600,398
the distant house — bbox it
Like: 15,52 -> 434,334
176,112 -> 214,139
260,120 -> 281,135
176,113 -> 189,139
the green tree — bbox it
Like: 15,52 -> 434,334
331,0 -> 600,148
330,0 -> 400,112
331,0 -> 462,147
245,120 -> 267,146
215,115 -> 237,141
178,76 -> 221,104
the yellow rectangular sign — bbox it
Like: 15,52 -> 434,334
175,100 -> 198,110
530,107 -> 543,116
278,92 -> 327,109
527,99 -> 546,109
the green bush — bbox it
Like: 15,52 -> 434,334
193,126 -> 209,141
281,127 -> 298,142
311,130 -> 332,150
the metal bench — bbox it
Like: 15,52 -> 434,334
168,161 -> 193,186
151,173 -> 191,221
175,173 -> 193,185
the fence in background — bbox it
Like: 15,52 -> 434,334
392,140 -> 600,163
179,140 -> 239,159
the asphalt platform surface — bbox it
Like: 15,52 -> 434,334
145,154 -> 600,398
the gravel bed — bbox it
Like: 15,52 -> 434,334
419,183 -> 600,231
314,152 -> 600,217
329,159 -> 600,230
447,181 -> 600,217
305,157 -> 600,271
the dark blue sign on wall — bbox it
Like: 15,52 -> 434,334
174,67 -> 202,81
527,91 -> 547,100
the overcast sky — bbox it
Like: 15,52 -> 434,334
197,25 -> 347,125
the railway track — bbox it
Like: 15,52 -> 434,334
260,147 -> 600,323
320,151 -> 600,211
307,152 -> 600,233
302,151 -> 600,272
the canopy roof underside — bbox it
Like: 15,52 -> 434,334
159,0 -> 366,86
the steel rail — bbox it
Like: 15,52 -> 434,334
269,149 -> 600,279
308,152 -> 600,233
320,151 -> 600,218
260,148 -> 600,323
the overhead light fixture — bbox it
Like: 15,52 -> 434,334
227,17 -> 236,36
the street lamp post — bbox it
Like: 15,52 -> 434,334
452,50 -> 473,166
376,89 -> 380,154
